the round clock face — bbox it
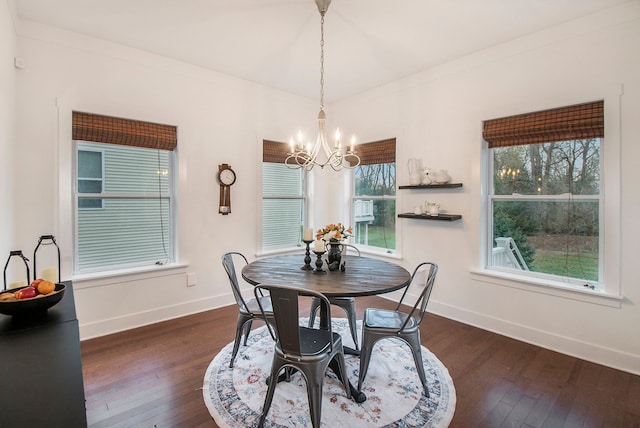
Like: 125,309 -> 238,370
219,168 -> 236,186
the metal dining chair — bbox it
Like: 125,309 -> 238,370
221,252 -> 273,368
308,243 -> 360,350
357,262 -> 438,397
255,284 -> 351,428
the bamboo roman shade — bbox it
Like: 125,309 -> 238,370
483,100 -> 604,149
263,138 -> 396,166
72,111 -> 177,151
350,138 -> 396,166
263,140 -> 290,163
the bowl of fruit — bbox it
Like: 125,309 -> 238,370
0,279 -> 66,316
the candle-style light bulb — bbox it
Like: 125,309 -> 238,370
289,137 -> 295,153
334,128 -> 341,149
350,134 -> 356,152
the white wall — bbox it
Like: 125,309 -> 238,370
0,1 -> 16,272
9,2 -> 639,375
333,2 -> 640,374
12,20 -> 316,338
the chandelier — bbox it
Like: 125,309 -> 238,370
285,0 -> 360,171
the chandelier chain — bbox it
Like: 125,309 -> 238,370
319,14 -> 325,110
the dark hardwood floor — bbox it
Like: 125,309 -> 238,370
81,296 -> 640,427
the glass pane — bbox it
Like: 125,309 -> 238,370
491,199 -> 599,281
353,199 -> 395,250
78,197 -> 103,209
77,198 -> 172,271
355,163 -> 396,196
493,139 -> 600,196
263,163 -> 303,195
78,142 -> 170,194
262,199 -> 303,250
78,179 -> 102,194
78,150 -> 102,179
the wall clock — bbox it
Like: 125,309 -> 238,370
217,163 -> 236,215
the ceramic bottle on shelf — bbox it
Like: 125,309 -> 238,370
422,168 -> 432,185
408,158 -> 423,185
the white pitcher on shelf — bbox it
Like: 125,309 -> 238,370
407,158 -> 423,185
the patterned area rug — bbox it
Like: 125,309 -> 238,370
203,318 -> 456,427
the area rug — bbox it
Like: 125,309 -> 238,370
203,318 -> 456,427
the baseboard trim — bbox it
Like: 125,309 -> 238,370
428,299 -> 640,376
78,294 -> 235,340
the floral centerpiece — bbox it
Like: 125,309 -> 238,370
316,223 -> 353,243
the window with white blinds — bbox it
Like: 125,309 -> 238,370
74,141 -> 174,272
261,162 -> 305,251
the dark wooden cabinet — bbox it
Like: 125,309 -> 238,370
0,281 -> 87,427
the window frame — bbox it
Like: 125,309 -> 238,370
350,139 -> 397,255
476,96 -> 623,305
73,140 -> 176,274
259,141 -> 309,254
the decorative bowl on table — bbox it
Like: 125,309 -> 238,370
0,283 -> 66,316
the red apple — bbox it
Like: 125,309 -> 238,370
16,287 -> 37,300
30,279 -> 43,290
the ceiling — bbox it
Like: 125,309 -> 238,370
14,0 -> 627,102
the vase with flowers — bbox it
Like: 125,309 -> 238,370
316,223 -> 353,268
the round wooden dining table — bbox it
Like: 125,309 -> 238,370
241,253 -> 411,298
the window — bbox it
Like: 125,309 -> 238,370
351,138 -> 396,252
72,112 -> 177,273
262,140 -> 306,251
483,101 -> 604,287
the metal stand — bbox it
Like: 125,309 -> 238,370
301,240 -> 314,270
3,250 -> 30,291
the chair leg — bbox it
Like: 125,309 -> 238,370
357,334 -> 376,391
405,333 -> 430,397
343,300 -> 359,350
229,315 -> 250,368
242,320 -> 253,345
308,297 -> 320,328
259,362 -> 283,427
305,378 -> 323,428
328,354 -> 352,399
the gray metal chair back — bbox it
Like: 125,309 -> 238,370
357,262 -> 438,396
393,261 -> 438,329
255,284 -> 351,428
222,252 -> 250,312
222,252 -> 273,368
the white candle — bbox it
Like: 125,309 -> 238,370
314,240 -> 324,252
41,267 -> 58,282
303,228 -> 313,241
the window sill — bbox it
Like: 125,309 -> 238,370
72,263 -> 188,289
470,268 -> 623,308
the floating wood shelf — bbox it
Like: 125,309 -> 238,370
398,183 -> 463,189
398,213 -> 462,221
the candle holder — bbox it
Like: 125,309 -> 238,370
301,239 -> 314,270
313,251 -> 326,273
